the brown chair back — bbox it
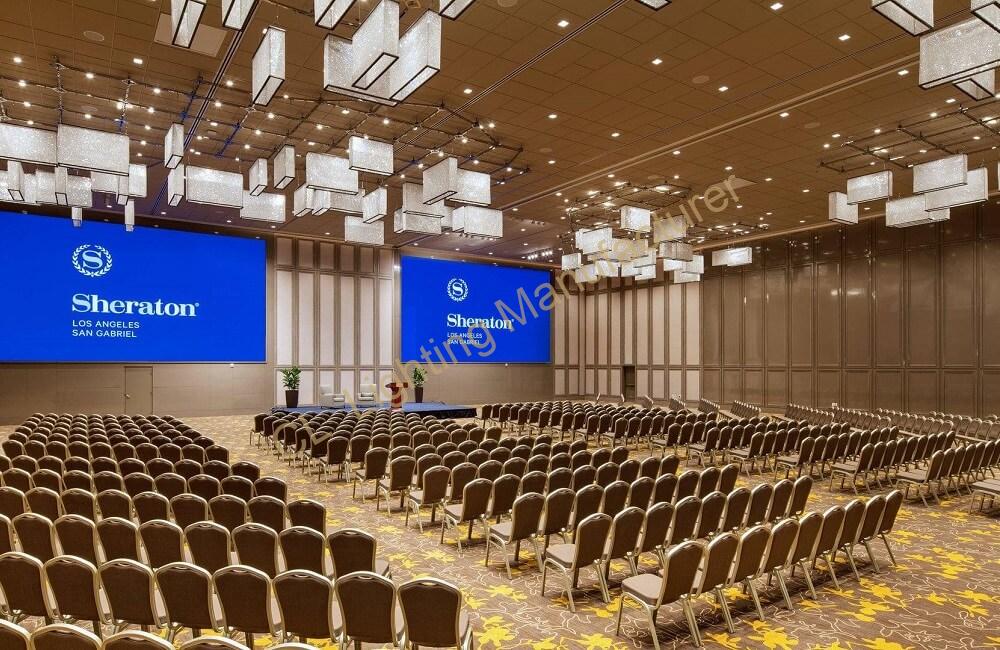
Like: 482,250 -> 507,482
274,569 -> 337,641
98,517 -> 141,561
279,526 -> 325,574
140,519 -> 185,569
397,578 -> 466,648
328,528 -> 379,579
0,551 -> 48,618
335,571 -> 397,645
234,523 -> 280,578
156,562 -> 217,631
214,565 -> 276,637
185,521 -> 231,574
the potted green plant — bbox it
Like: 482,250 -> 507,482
280,366 -> 301,408
411,366 -> 426,403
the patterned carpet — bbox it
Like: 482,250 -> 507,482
5,413 -> 1000,649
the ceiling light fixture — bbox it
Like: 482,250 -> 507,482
557,19 -> 569,27
770,2 -> 783,9
838,34 -> 851,41
718,85 -> 729,92
652,58 -> 663,65
611,132 -> 620,137
13,56 -> 22,63
133,57 -> 143,65
779,111 -> 789,117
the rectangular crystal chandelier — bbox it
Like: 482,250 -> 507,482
352,0 -> 399,90
0,124 -> 57,165
671,271 -> 701,284
186,166 -> 244,208
454,206 -> 502,238
972,0 -> 1000,32
54,167 -> 68,205
663,259 -> 683,272
305,153 -> 359,195
403,182 -> 451,219
121,164 -> 148,201
171,0 -> 206,48
620,260 -> 641,278
273,145 -> 295,189
912,154 -> 967,194
315,0 -> 358,29
71,206 -> 82,227
349,136 -> 394,176
423,157 -> 458,203
885,195 -> 938,227
954,69 -> 995,100
6,161 -> 24,201
252,27 -> 285,106
846,170 -> 892,204
653,215 -> 688,242
828,191 -> 859,224
67,175 -> 93,208
561,252 -> 583,270
241,191 -> 286,222
323,36 -> 396,106
124,200 -> 135,232
595,259 -> 620,278
919,17 -> 1000,89
57,124 -> 130,176
388,11 -> 441,102
394,208 -> 442,235
712,247 -> 752,267
222,0 -> 256,30
872,0 -> 933,35
450,169 -> 491,206
345,215 -> 385,245
575,264 -> 599,284
439,0 -> 474,19
659,241 -> 693,261
164,124 -> 184,169
168,165 -> 185,206
293,186 -> 313,216
575,227 -> 613,254
620,206 -> 652,233
325,188 -> 364,216
249,158 -> 267,196
34,171 -> 56,204
362,187 -> 388,223
635,0 -> 670,8
91,173 -> 118,195
636,265 -> 657,281
924,166 -> 988,211
682,255 -> 705,274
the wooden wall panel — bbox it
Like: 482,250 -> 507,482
636,288 -> 649,365
815,262 -> 841,367
685,284 -> 700,365
817,370 -> 841,406
942,370 -> 976,416
765,268 -> 787,366
744,369 -> 763,405
874,254 -> 903,366
874,370 -> 903,410
702,277 -> 722,366
651,286 -> 665,365
668,285 -> 683,365
790,370 -> 813,405
789,265 -> 814,367
610,292 -> 621,365
743,271 -> 764,366
723,369 -> 741,404
765,369 -> 787,407
723,274 -> 742,366
941,242 -> 976,367
597,292 -> 608,366
906,370 -> 939,413
845,370 -> 871,409
981,240 -> 1000,367
906,248 -> 938,368
844,257 -> 871,367
702,369 -> 721,401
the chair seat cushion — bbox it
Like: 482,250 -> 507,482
490,521 -> 513,542
896,469 -> 928,482
775,454 -> 797,465
545,543 -> 575,567
831,461 -> 858,473
444,503 -> 463,520
621,573 -> 663,605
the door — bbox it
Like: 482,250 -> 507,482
622,365 -> 636,400
124,366 -> 154,414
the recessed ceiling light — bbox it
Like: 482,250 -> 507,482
132,57 -> 143,65
652,58 -> 663,65
802,188 -> 810,193
487,122 -> 495,128
770,2 -> 783,9
718,85 -> 729,92
897,69 -> 909,76
210,121 -> 218,127
13,56 -> 22,64
214,100 -> 222,107
463,87 -> 472,94
315,124 -> 324,130
873,128 -> 881,134
724,165 -> 733,171
147,106 -> 154,113
22,101 -> 30,107
17,80 -> 25,87
838,34 -> 851,41
674,174 -> 680,179
548,113 -> 557,119
254,129 -> 261,135
267,112 -> 275,119
225,80 -> 234,87
799,219 -> 806,223
548,160 -> 556,164
832,133 -> 841,138
823,143 -> 830,148
84,113 -> 92,119
341,108 -> 350,115
26,120 -> 32,125
85,72 -> 94,79
557,19 -> 569,27
930,112 -> 937,117
672,150 -> 680,155
946,98 -> 956,104
779,111 -> 789,118
611,132 -> 620,138
153,87 -> 161,94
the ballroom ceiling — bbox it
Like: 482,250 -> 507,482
1,0 -> 997,262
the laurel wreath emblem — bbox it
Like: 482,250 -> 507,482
72,244 -> 113,278
447,277 -> 468,302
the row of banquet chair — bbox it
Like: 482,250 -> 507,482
895,439 -> 1000,505
728,401 -> 762,419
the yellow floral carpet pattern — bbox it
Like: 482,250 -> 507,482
8,414 -> 1000,649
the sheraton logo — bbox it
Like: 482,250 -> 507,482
72,294 -> 199,317
72,244 -> 113,278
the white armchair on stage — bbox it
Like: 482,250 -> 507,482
319,385 -> 345,407
358,383 -> 378,404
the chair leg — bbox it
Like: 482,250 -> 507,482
797,561 -> 817,599
564,572 -> 576,612
746,579 -> 765,621
645,606 -> 661,650
614,594 -> 626,635
823,552 -> 840,590
863,540 -> 880,573
596,565 -> 611,604
773,569 -> 794,610
880,534 -> 897,565
503,544 -> 513,580
714,587 -> 735,634
682,597 -> 703,649
842,546 -> 861,580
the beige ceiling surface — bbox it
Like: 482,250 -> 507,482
0,0 -> 997,261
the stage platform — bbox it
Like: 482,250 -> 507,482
271,401 -> 478,419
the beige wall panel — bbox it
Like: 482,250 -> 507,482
298,241 -> 314,269
685,283 -> 700,365
702,369 -> 721,401
723,274 -> 742,366
651,285 -> 665,365
874,370 -> 903,410
980,371 -> 1000,414
319,243 -> 335,270
624,289 -> 634,364
874,254 -> 903,366
297,272 -> 315,366
579,293 -> 587,369
845,221 -> 872,258
358,277 -> 375,367
702,276 -> 722,366
766,369 -> 787,408
844,370 -> 872,409
568,294 -> 579,366
598,368 -> 608,395
339,245 -> 355,272
555,369 -> 565,396
668,284 -> 683,365
597,292 -> 608,366
906,248 -> 939,367
906,370 -> 939,413
744,369 -> 763,405
610,368 -> 621,396
669,369 -> 682,398
586,368 -> 595,395
275,270 -> 293,366
983,240 -> 1000,367
585,294 -> 595,365
723,369 -> 741,403
942,242 -> 976,367
426,365 -> 553,403
652,369 -> 665,399
636,367 -> 648,399
789,265 -> 813,367
554,299 -> 566,366
318,370 -> 335,398
815,262 -> 841,367
568,369 -> 579,395
790,370 -> 813,405
942,370 -> 976,416
844,257 -> 871,367
378,249 -> 393,275
339,277 -> 355,366
276,238 -> 293,266
685,370 -> 700,402
611,292 -> 622,365
358,247 -> 374,274
339,370 -> 355,395
743,271 -> 763,366
816,370 -> 841,407
319,275 -> 336,366
764,268 -> 787,366
636,287 -> 649,364
378,278 -> 393,366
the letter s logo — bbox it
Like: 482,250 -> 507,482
72,245 -> 112,278
446,277 -> 468,302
